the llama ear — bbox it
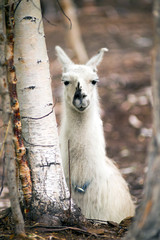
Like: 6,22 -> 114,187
86,48 -> 108,70
55,46 -> 73,69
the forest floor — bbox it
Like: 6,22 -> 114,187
0,2 -> 153,239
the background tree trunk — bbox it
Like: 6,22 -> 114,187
60,0 -> 88,63
0,0 -> 25,235
14,0 -> 70,222
125,1 -> 160,239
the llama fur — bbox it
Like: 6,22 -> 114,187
55,46 -> 135,223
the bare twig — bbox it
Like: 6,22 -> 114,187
38,15 -> 56,34
59,0 -> 88,63
14,0 -> 22,15
68,139 -> 72,214
28,0 -> 56,35
43,15 -> 56,26
0,155 -> 5,196
29,225 -> 98,237
56,0 -> 72,29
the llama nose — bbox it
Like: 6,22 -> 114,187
74,91 -> 81,99
82,93 -> 87,99
73,89 -> 89,111
74,91 -> 87,100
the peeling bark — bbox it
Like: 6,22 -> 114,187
5,0 -> 32,208
124,1 -> 160,239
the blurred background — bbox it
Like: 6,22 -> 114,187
0,0 -> 153,211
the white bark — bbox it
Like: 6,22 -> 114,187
14,0 -> 69,217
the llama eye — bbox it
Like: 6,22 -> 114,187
91,80 -> 97,85
64,81 -> 70,86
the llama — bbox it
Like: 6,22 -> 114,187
55,46 -> 135,223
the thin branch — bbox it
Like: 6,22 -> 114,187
37,17 -> 43,35
56,0 -> 72,29
29,225 -> 98,237
0,155 -> 5,196
43,15 -> 56,26
14,0 -> 22,15
68,139 -> 72,214
2,0 -> 19,8
87,218 -> 111,224
29,0 -> 56,34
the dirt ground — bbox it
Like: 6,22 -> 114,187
0,1 -> 153,239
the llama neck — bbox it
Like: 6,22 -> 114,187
61,97 -> 106,167
63,98 -> 106,151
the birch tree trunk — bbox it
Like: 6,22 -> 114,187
125,1 -> 160,239
14,0 -> 70,222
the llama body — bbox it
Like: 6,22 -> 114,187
56,46 -> 135,223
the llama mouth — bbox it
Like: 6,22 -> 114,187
73,104 -> 88,112
78,106 -> 87,111
76,103 -> 90,112
72,99 -> 89,112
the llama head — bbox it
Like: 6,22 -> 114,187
55,46 -> 108,112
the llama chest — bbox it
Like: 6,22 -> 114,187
61,137 -> 95,184
60,118 -> 107,186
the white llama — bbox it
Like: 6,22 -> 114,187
55,46 -> 135,223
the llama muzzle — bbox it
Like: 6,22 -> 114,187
73,84 -> 89,111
